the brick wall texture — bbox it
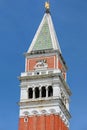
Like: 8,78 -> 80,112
18,115 -> 68,130
26,56 -> 56,71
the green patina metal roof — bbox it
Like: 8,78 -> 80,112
32,19 -> 53,51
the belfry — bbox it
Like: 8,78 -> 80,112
18,2 -> 71,130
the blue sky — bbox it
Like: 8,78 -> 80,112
0,0 -> 87,130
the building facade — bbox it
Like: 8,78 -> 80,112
18,2 -> 71,130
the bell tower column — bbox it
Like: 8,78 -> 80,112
18,2 -> 71,130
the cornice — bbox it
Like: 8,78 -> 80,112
18,98 -> 71,119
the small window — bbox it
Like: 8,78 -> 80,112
37,72 -> 39,75
28,88 -> 33,99
24,117 -> 28,122
41,86 -> 46,97
48,86 -> 53,97
35,87 -> 39,98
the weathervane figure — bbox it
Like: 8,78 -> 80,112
45,1 -> 50,13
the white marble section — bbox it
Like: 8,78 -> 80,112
20,87 -> 27,100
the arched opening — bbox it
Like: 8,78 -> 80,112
35,87 -> 39,98
48,86 -> 53,97
41,86 -> 46,97
28,88 -> 33,99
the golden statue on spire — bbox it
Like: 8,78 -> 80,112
45,1 -> 50,9
45,1 -> 50,11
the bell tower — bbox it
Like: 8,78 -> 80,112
18,2 -> 71,130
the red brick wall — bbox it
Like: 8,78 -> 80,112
18,115 -> 69,130
26,55 -> 56,71
58,60 -> 63,70
58,60 -> 66,79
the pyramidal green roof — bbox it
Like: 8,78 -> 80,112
32,19 -> 52,50
28,13 -> 61,53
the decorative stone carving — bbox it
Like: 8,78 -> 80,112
32,110 -> 38,115
41,109 -> 47,114
34,59 -> 48,69
49,109 -> 56,114
23,111 -> 29,116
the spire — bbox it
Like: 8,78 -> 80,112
27,2 -> 61,53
